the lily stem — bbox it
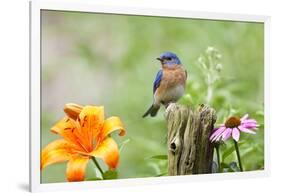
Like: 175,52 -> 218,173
215,144 -> 221,173
91,157 -> 104,176
233,140 -> 243,172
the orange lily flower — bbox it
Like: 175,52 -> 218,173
41,103 -> 126,182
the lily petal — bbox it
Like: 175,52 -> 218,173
90,137 -> 119,169
78,106 -> 105,151
101,116 -> 126,140
64,103 -> 83,120
79,106 -> 104,130
51,117 -> 74,134
51,117 -> 86,151
41,139 -> 73,170
232,127 -> 240,142
66,155 -> 89,182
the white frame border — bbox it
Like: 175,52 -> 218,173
30,0 -> 271,192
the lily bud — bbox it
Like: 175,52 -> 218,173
64,103 -> 83,120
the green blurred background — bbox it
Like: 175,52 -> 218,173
41,10 -> 264,183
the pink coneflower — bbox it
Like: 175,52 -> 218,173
210,114 -> 259,142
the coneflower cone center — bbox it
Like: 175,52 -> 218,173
225,116 -> 241,128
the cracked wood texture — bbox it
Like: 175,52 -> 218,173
165,103 -> 216,175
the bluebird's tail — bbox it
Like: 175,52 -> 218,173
142,104 -> 160,118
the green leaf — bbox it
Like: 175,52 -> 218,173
221,162 -> 240,172
102,170 -> 118,180
119,139 -> 131,152
147,155 -> 168,160
228,162 -> 240,172
220,162 -> 229,169
221,162 -> 234,172
255,110 -> 264,116
222,141 -> 246,162
212,161 -> 219,173
222,146 -> 236,162
86,177 -> 103,181
155,172 -> 168,177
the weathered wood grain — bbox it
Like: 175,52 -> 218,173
165,103 -> 216,175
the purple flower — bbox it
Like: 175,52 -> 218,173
210,114 -> 259,142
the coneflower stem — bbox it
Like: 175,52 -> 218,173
215,144 -> 221,172
91,157 -> 104,176
233,140 -> 243,172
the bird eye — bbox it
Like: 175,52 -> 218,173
166,57 -> 172,60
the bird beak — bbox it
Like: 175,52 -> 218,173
156,57 -> 163,62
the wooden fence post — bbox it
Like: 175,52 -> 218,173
165,103 -> 216,175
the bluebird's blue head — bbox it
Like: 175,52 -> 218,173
157,52 -> 181,65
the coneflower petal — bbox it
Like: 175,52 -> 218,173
232,127 -> 240,142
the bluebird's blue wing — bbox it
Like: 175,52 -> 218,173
153,70 -> 163,93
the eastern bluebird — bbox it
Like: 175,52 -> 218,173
142,52 -> 187,118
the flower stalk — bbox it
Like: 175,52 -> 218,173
91,157 -> 104,176
215,144 -> 221,172
233,140 -> 243,172
198,47 -> 222,105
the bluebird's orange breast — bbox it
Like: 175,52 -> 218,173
162,64 -> 187,87
154,64 -> 187,105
